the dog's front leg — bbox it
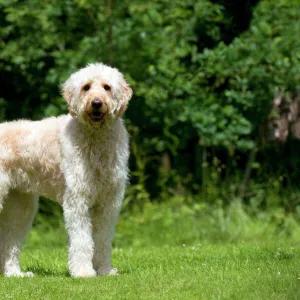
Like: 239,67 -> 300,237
63,191 -> 96,278
91,190 -> 123,276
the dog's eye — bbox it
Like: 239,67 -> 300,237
83,84 -> 91,91
103,84 -> 111,91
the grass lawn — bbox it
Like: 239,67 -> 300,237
0,243 -> 299,299
1,200 -> 300,299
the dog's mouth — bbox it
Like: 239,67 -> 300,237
88,110 -> 106,122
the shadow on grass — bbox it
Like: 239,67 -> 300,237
25,266 -> 69,277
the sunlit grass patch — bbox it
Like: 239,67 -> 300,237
0,243 -> 299,300
1,199 -> 300,299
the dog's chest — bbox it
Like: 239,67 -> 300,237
76,140 -> 128,200
61,119 -> 129,203
90,149 -> 119,185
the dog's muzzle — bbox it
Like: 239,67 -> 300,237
89,98 -> 105,123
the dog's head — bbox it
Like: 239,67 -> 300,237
61,63 -> 132,127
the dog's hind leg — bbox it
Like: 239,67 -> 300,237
0,190 -> 38,277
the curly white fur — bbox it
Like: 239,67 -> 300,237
0,63 -> 132,277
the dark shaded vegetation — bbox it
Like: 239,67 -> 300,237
0,0 -> 300,215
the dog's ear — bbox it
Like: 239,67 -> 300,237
61,81 -> 76,117
118,82 -> 133,117
61,81 -> 73,104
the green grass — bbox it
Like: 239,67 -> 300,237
1,244 -> 300,299
1,199 -> 300,299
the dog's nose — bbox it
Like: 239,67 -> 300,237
91,98 -> 103,109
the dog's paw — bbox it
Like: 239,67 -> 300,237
6,271 -> 34,278
71,268 -> 97,278
97,267 -> 119,276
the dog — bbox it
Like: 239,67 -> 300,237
0,63 -> 132,277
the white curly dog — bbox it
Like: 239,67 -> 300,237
0,63 -> 132,277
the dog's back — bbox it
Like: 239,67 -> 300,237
0,116 -> 66,200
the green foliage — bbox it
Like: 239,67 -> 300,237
194,0 -> 300,142
0,0 -> 300,201
34,189 -> 300,247
0,98 -> 5,121
118,197 -> 300,247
